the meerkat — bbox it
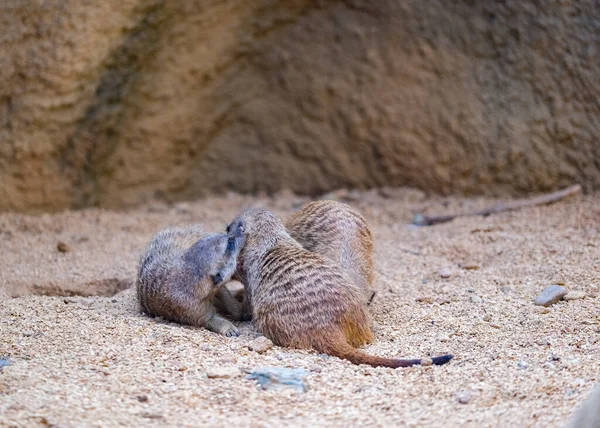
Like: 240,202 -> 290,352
136,223 -> 246,337
227,209 -> 453,368
285,200 -> 376,305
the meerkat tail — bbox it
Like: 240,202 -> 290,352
315,334 -> 453,368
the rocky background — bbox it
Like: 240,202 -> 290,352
1,0 -> 599,213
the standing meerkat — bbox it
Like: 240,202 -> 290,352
285,200 -> 376,305
227,209 -> 452,368
136,223 -> 246,337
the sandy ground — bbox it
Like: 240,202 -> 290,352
1,188 -> 599,427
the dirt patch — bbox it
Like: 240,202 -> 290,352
5,278 -> 133,298
1,189 -> 599,426
1,1 -> 599,212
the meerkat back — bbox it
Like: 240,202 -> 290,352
285,200 -> 375,304
137,224 -> 206,311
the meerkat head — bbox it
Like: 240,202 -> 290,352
226,209 -> 287,246
183,227 -> 246,289
226,209 -> 291,278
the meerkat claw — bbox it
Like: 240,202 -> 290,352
225,328 -> 240,337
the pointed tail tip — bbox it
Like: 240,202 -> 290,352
431,354 -> 454,366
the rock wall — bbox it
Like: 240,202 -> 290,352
1,0 -> 599,212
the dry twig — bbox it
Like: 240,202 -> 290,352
412,184 -> 582,227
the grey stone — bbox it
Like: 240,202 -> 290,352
568,382 -> 600,428
247,367 -> 311,393
456,390 -> 473,404
534,285 -> 568,306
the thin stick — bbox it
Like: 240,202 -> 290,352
412,184 -> 582,227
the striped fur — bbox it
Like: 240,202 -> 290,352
229,209 -> 453,368
136,224 -> 246,336
285,200 -> 375,304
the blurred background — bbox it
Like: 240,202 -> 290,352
1,0 -> 598,213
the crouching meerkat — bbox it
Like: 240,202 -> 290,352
285,200 -> 376,305
136,223 -> 246,337
227,209 -> 453,368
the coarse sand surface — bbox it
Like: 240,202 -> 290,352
1,188 -> 599,427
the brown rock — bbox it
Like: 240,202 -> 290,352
247,336 -> 274,354
206,366 -> 240,379
56,241 -> 72,253
1,1 -> 599,213
461,263 -> 480,271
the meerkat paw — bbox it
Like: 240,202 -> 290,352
224,326 -> 240,337
206,314 -> 240,337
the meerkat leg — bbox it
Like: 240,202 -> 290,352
204,311 -> 240,337
214,286 -> 244,321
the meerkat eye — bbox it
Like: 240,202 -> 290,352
211,272 -> 223,285
226,223 -> 231,233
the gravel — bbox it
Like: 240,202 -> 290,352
1,189 -> 599,427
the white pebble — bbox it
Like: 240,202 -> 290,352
439,268 -> 452,279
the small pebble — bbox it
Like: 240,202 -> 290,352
564,291 -> 586,301
500,286 -> 512,294
461,263 -> 480,270
534,285 -> 568,306
22,331 -> 34,337
517,361 -> 529,370
309,365 -> 322,373
416,296 -> 433,304
422,278 -> 428,285
436,334 -> 450,343
483,314 -> 491,322
247,336 -> 274,354
0,358 -> 9,370
141,412 -> 163,420
456,390 -> 473,404
56,241 -> 72,253
439,268 -> 452,279
137,395 -> 148,402
420,358 -> 433,367
276,354 -> 284,361
470,295 -> 483,303
199,344 -> 210,351
206,366 -> 240,379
